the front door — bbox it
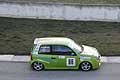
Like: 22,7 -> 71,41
51,45 -> 79,69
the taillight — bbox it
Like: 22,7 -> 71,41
30,53 -> 32,60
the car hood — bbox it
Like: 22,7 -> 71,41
81,45 -> 100,57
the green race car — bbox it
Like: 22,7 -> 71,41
30,37 -> 101,71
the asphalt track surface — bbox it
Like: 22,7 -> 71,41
0,62 -> 120,80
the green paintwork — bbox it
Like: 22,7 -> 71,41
30,37 -> 101,70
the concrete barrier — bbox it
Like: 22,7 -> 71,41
0,1 -> 120,22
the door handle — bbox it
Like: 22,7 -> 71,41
51,57 -> 56,59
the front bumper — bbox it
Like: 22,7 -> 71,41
92,57 -> 101,69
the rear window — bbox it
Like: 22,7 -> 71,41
39,45 -> 51,53
34,44 -> 40,52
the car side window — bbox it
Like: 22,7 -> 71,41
52,45 -> 76,56
38,45 -> 50,54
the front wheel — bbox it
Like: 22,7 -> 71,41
80,61 -> 92,71
32,62 -> 44,71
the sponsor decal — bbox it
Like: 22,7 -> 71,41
59,56 -> 65,59
80,56 -> 91,61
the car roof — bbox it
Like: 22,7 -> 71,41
34,37 -> 74,46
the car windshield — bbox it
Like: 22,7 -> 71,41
70,41 -> 83,53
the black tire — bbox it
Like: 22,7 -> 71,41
80,61 -> 92,71
32,62 -> 44,71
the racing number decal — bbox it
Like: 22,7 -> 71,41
66,58 -> 75,66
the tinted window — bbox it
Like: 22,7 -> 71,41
52,45 -> 75,56
39,45 -> 50,54
52,45 -> 72,53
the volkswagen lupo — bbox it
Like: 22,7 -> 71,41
30,37 -> 101,71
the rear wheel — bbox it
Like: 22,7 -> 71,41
80,61 -> 92,71
32,62 -> 44,71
